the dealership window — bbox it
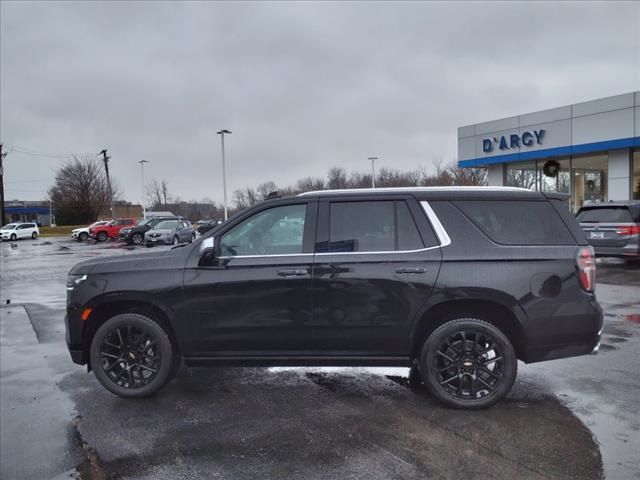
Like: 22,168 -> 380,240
571,153 -> 608,212
505,161 -> 537,190
633,150 -> 640,200
537,157 -> 570,194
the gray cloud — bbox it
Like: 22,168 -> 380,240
1,1 -> 639,204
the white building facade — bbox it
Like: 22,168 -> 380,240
458,92 -> 640,211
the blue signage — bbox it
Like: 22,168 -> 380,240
483,129 -> 545,153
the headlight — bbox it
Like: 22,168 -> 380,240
66,274 -> 87,291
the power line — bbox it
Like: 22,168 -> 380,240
5,178 -> 52,184
4,144 -> 71,159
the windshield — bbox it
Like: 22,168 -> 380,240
154,220 -> 179,230
138,218 -> 154,226
2,224 -> 18,230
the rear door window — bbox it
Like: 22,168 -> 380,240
576,207 -> 634,223
327,201 -> 426,252
455,200 -> 574,245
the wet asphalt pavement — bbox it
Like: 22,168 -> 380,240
1,237 -> 638,480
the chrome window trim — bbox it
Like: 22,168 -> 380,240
315,245 -> 441,256
219,253 -> 313,260
420,201 -> 451,248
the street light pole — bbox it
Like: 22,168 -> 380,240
217,129 -> 232,220
368,156 -> 378,188
138,160 -> 149,218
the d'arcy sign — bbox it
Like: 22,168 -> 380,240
483,129 -> 545,153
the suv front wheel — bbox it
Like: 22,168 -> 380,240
420,318 -> 517,409
90,313 -> 176,398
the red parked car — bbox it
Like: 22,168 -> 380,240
90,218 -> 137,242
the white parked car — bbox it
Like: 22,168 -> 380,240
1,222 -> 40,241
71,221 -> 109,242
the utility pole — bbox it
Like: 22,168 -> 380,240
217,129 -> 232,220
368,156 -> 378,188
0,143 -> 6,226
99,149 -> 115,219
138,160 -> 149,218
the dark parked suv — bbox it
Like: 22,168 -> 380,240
119,216 -> 182,245
65,187 -> 602,409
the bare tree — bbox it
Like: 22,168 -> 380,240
233,189 -> 248,210
326,167 -> 349,189
48,155 -> 112,225
256,181 -> 278,200
146,178 -> 172,209
295,177 -> 325,193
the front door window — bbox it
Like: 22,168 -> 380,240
220,204 -> 307,256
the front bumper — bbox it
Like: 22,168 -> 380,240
145,237 -> 171,245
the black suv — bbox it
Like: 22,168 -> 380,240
66,187 -> 602,409
119,216 -> 181,245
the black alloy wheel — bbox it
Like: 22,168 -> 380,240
90,313 -> 176,398
420,318 -> 517,409
79,232 -> 89,242
132,232 -> 143,245
97,231 -> 108,242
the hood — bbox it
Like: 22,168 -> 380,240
72,227 -> 88,233
126,224 -> 150,233
69,246 -> 190,275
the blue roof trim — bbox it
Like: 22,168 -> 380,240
458,136 -> 640,168
5,206 -> 51,214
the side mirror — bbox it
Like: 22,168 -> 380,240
198,236 -> 216,266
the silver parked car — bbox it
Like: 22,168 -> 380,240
144,219 -> 195,246
577,201 -> 640,260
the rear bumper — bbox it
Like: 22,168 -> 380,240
521,300 -> 603,363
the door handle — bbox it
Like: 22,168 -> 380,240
277,269 -> 309,277
395,267 -> 427,274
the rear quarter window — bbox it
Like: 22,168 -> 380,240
454,200 -> 574,245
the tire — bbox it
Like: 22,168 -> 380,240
172,236 -> 179,245
79,232 -> 89,242
419,318 -> 517,410
90,313 -> 176,398
190,233 -> 195,243
10,234 -> 17,241
132,233 -> 143,245
96,231 -> 108,242
31,232 -> 37,239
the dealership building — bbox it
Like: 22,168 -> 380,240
458,91 -> 640,211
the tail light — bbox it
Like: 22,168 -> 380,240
576,246 -> 596,293
616,225 -> 640,236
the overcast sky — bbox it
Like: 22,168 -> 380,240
1,1 -> 639,204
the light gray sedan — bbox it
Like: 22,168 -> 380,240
144,220 -> 195,246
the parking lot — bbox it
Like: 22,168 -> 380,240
1,237 -> 638,480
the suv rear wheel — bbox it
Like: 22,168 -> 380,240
89,313 -> 176,398
31,232 -> 37,239
419,318 -> 517,409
